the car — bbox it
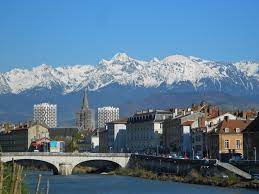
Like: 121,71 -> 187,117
194,155 -> 201,160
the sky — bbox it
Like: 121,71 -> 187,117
0,0 -> 259,72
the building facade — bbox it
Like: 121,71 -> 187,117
207,118 -> 251,161
0,124 -> 49,152
126,110 -> 172,153
191,127 -> 207,158
78,129 -> 99,152
205,113 -> 237,129
163,112 -> 204,155
106,118 -> 127,153
97,106 -> 119,128
99,128 -> 108,153
190,113 -> 237,158
33,103 -> 57,128
75,89 -> 95,132
243,115 -> 259,160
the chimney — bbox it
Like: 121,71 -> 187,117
174,108 -> 178,115
198,117 -> 205,128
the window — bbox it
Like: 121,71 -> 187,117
195,135 -> 201,142
236,140 -> 241,149
224,140 -> 229,149
195,145 -> 202,151
235,128 -> 240,133
224,128 -> 229,133
160,123 -> 163,128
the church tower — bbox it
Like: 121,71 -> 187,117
75,89 -> 95,132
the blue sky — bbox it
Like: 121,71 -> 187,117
0,0 -> 259,71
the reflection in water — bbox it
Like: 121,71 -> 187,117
24,171 -> 258,194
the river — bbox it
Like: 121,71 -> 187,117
25,171 -> 258,194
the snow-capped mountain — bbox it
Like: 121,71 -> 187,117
1,53 -> 259,96
234,61 -> 259,80
1,53 -> 259,123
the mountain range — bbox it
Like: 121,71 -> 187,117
0,53 -> 259,124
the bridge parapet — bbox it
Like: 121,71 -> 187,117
0,152 -> 131,157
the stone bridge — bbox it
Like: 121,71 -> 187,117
0,152 -> 131,176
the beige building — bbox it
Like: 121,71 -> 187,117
0,124 -> 49,152
163,112 -> 204,154
207,118 -> 251,160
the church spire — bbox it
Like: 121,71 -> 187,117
82,88 -> 89,110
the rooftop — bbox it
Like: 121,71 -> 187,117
217,119 -> 252,133
182,120 -> 195,126
107,118 -> 128,124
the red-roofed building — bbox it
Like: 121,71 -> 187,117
207,117 -> 251,161
0,124 -> 49,152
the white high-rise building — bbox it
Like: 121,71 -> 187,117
98,106 -> 119,128
33,103 -> 57,128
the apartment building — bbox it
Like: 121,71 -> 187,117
98,106 -> 119,128
34,103 -> 57,128
126,109 -> 172,153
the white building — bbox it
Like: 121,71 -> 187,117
33,103 -> 57,128
126,110 -> 173,153
206,113 -> 237,132
106,118 -> 127,153
98,106 -> 119,128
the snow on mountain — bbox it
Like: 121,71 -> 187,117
234,61 -> 259,80
0,73 -> 11,94
0,53 -> 259,95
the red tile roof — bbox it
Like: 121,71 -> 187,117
218,119 -> 251,133
182,120 -> 194,126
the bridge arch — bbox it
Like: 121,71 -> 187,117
72,159 -> 121,174
3,158 -> 59,175
73,159 -> 123,169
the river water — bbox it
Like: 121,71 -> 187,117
25,171 -> 258,194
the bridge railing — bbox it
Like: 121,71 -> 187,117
132,154 -> 217,165
0,152 -> 132,157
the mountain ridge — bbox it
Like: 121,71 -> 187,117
0,53 -> 259,96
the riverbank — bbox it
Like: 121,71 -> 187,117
1,162 -> 28,194
108,168 -> 259,190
